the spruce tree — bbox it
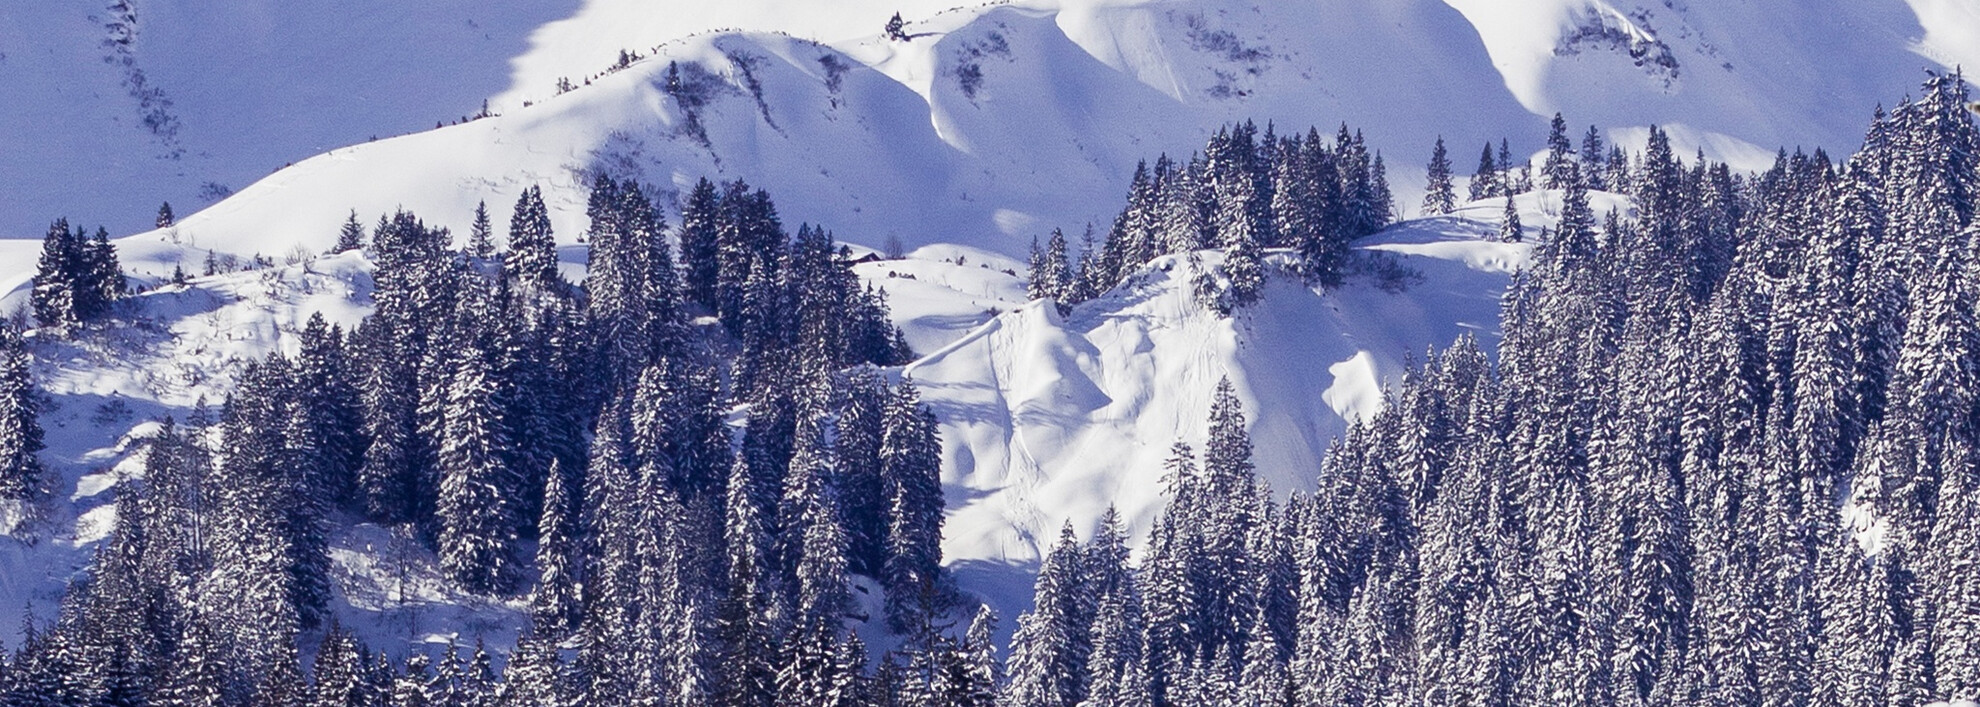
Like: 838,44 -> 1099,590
529,458 -> 581,637
1543,112 -> 1576,189
435,348 -> 518,595
335,210 -> 366,253
715,452 -> 777,707
1500,195 -> 1524,243
30,220 -> 80,329
1470,143 -> 1501,201
1004,523 -> 1091,707
881,378 -> 946,631
1422,136 -> 1456,215
503,185 -> 559,292
1580,125 -> 1607,191
467,200 -> 495,259
0,323 -> 44,501
1029,229 -> 1073,306
680,177 -> 723,312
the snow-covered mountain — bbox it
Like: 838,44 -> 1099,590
1,0 -> 1965,263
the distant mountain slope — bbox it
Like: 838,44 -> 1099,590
1,0 -> 1964,292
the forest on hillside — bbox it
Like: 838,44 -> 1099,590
0,72 -> 1975,706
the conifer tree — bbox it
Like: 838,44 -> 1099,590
503,185 -> 559,292
1500,195 -> 1524,243
0,323 -> 44,501
715,453 -> 777,707
335,210 -> 366,253
468,200 -> 495,259
1028,229 -> 1073,306
1581,125 -> 1608,191
30,220 -> 81,329
529,459 -> 581,637
881,378 -> 946,631
835,368 -> 890,576
1470,143 -> 1501,201
1370,153 -> 1395,228
778,416 -> 857,706
436,348 -> 518,595
293,313 -> 364,508
1004,523 -> 1091,707
1543,113 -> 1576,189
1422,136 -> 1456,215
680,177 -> 723,312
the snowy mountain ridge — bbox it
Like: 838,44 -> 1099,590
1,0 -> 1966,269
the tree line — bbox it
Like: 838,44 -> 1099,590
1028,121 -> 1396,314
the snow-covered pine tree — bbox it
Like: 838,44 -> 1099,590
1500,195 -> 1524,243
1497,138 -> 1516,194
1238,603 -> 1289,707
680,177 -> 723,312
79,227 -> 124,321
311,621 -> 371,707
30,220 -> 81,330
1581,125 -> 1608,191
1004,523 -> 1092,707
1370,153 -> 1395,229
500,634 -> 565,707
1080,554 -> 1148,707
881,378 -> 945,631
292,313 -> 364,508
1120,160 -> 1162,271
1542,112 -> 1576,190
776,415 -> 857,706
714,452 -> 778,707
1422,136 -> 1456,215
1470,143 -> 1501,202
436,346 -> 519,595
0,323 -> 44,501
468,200 -> 495,259
502,185 -> 559,293
1209,124 -> 1267,308
335,210 -> 366,253
956,606 -> 1001,707
715,182 -> 785,338
528,458 -> 582,638
1028,229 -> 1073,307
834,368 -> 890,576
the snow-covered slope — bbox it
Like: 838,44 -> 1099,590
916,192 -> 1635,606
0,0 -> 579,238
2,252 -> 531,653
1,0 -> 1967,286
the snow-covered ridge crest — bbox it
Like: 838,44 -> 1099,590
4,0 -> 1960,289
